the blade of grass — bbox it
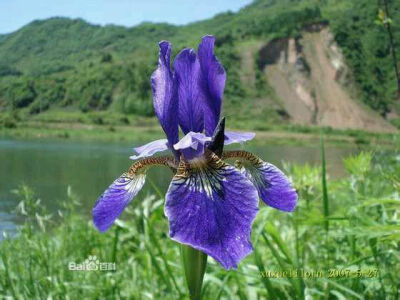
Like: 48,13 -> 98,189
320,137 -> 329,232
147,223 -> 183,296
320,136 -> 331,300
369,238 -> 386,299
1,252 -> 17,299
215,273 -> 231,300
144,241 -> 174,295
261,232 -> 303,299
321,278 -> 363,300
203,274 -> 236,300
111,225 -> 120,264
233,272 -> 249,300
253,243 -> 284,300
148,177 -> 164,199
265,222 -> 294,264
148,175 -> 185,296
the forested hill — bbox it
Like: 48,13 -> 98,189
0,0 -> 399,130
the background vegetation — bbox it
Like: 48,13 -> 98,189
0,0 -> 399,128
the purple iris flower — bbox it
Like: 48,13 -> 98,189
93,36 -> 298,270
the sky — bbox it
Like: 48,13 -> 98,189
0,0 -> 252,34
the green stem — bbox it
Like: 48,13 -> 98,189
180,244 -> 208,300
320,137 -> 329,233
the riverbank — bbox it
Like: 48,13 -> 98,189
1,119 -> 399,148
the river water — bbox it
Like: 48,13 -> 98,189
0,138 -> 359,238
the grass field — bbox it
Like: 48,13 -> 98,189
0,149 -> 399,299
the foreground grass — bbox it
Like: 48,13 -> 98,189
0,150 -> 399,299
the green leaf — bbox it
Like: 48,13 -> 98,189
180,244 -> 207,300
320,137 -> 329,232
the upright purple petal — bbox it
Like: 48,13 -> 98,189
173,132 -> 211,161
198,35 -> 226,136
165,151 -> 259,270
93,173 -> 146,232
224,131 -> 255,145
130,139 -> 169,160
151,41 -> 178,145
242,161 -> 297,212
174,48 -> 205,134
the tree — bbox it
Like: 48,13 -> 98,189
376,0 -> 400,100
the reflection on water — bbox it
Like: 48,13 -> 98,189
0,138 -> 359,237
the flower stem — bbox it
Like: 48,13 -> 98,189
180,244 -> 207,300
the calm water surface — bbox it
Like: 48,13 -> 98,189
0,138 -> 359,237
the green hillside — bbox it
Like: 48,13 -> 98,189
0,0 -> 399,128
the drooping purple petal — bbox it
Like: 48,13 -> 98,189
173,132 -> 211,161
93,173 -> 146,232
151,41 -> 179,145
130,139 -> 169,160
224,131 -> 255,145
165,151 -> 259,270
198,35 -> 226,136
174,48 -> 205,134
242,161 -> 297,212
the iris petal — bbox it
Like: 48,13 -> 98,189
151,41 -> 179,145
93,155 -> 176,233
173,132 -> 211,161
130,139 -> 169,160
198,35 -> 226,136
244,161 -> 297,212
165,150 -> 259,270
222,151 -> 297,212
224,131 -> 255,145
174,48 -> 205,134
93,173 -> 146,232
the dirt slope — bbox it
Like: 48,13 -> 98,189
242,25 -> 396,133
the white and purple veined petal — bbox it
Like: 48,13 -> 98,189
130,139 -> 169,160
173,132 -> 211,161
151,41 -> 179,146
198,36 -> 226,136
165,151 -> 259,270
174,48 -> 206,134
241,160 -> 297,212
251,162 -> 297,212
93,173 -> 146,232
224,131 -> 255,145
223,151 -> 297,212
